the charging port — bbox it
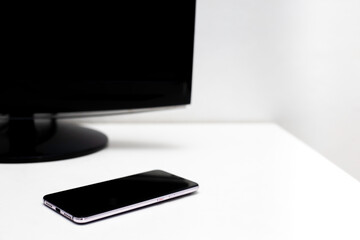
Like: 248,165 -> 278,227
55,208 -> 61,213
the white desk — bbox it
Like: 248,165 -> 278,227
1,123 -> 359,240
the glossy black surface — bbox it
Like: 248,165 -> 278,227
0,117 -> 108,163
44,170 -> 198,218
1,1 -> 196,114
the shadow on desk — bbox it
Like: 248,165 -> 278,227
108,140 -> 182,150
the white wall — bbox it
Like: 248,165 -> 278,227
276,0 -> 360,180
79,1 -> 360,181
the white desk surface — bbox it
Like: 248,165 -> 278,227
1,123 -> 359,240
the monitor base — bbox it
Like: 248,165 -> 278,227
0,117 -> 108,163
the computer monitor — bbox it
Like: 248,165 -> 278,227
0,1 -> 196,163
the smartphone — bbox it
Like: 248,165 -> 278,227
43,170 -> 199,224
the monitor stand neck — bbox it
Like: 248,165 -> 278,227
0,114 -> 108,163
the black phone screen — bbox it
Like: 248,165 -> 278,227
43,170 -> 198,218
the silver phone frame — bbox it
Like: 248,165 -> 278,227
44,186 -> 198,224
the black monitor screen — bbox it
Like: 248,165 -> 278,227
1,1 -> 196,114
